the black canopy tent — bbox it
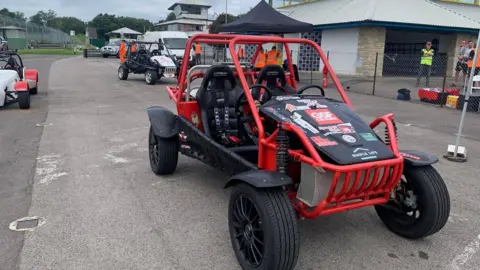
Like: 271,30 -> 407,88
218,1 -> 313,34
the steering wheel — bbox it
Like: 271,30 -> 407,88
235,84 -> 273,115
235,84 -> 273,141
297,84 -> 326,96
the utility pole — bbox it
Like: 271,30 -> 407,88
268,0 -> 273,5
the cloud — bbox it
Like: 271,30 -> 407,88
3,0 -> 261,22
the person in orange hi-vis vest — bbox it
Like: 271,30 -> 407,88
194,43 -> 202,64
131,42 -> 137,53
238,45 -> 246,62
255,47 -> 266,71
266,45 -> 280,66
467,44 -> 480,88
119,40 -> 126,63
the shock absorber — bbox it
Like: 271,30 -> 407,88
276,127 -> 290,174
384,119 -> 398,146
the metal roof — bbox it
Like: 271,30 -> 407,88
437,1 -> 480,24
106,27 -> 142,35
278,0 -> 480,30
155,18 -> 210,26
168,0 -> 211,10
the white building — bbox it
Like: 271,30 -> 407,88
155,0 -> 215,37
276,0 -> 480,77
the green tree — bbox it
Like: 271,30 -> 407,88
0,8 -> 26,21
49,17 -> 86,34
209,13 -> 241,34
29,9 -> 57,26
88,14 -> 154,37
166,12 -> 176,21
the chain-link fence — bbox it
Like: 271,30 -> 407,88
0,14 -> 73,49
290,50 -> 480,113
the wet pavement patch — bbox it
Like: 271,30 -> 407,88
9,216 -> 46,231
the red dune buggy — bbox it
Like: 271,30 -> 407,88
146,34 -> 450,270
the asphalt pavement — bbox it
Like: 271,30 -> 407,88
3,56 -> 480,270
0,55 -> 73,270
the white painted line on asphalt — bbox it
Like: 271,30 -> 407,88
110,142 -> 138,153
447,234 -> 480,270
36,154 -> 69,185
36,122 -> 53,127
9,216 -> 46,232
112,126 -> 150,134
103,153 -> 129,164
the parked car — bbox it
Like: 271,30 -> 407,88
0,36 -> 8,51
101,39 -> 124,58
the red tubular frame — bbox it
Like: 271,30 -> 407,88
167,34 -> 403,219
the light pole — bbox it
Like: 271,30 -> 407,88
225,0 -> 228,24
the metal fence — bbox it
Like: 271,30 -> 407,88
291,50 -> 480,112
0,14 -> 72,46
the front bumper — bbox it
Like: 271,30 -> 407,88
101,49 -> 118,56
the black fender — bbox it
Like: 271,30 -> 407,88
146,106 -> 179,138
225,170 -> 293,189
400,150 -> 439,166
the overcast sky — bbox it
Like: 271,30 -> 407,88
3,0 -> 263,22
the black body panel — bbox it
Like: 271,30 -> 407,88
177,116 -> 257,176
400,150 -> 439,166
146,106 -> 179,138
225,170 -> 293,188
260,95 -> 396,165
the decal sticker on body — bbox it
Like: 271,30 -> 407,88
285,103 -> 312,112
266,107 -> 292,123
305,109 -> 343,125
342,134 -> 357,143
311,136 -> 337,147
359,132 -> 378,141
275,96 -> 300,101
338,123 -> 355,134
290,112 -> 319,134
352,147 -> 378,160
400,152 -> 421,160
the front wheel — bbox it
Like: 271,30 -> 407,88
145,70 -> 157,85
228,183 -> 299,270
18,92 -> 30,109
148,126 -> 178,175
118,66 -> 128,80
375,165 -> 450,239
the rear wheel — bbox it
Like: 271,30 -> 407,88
148,126 -> 178,175
29,86 -> 38,95
18,92 -> 30,109
118,66 -> 128,80
145,70 -> 157,85
228,183 -> 299,270
375,165 -> 450,239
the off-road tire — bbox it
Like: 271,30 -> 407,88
145,70 -> 157,85
102,54 -> 108,58
30,79 -> 38,95
29,87 -> 38,95
228,183 -> 300,270
148,126 -> 178,175
118,66 -> 128,80
18,92 -> 30,109
375,165 -> 450,239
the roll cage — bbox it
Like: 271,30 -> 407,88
166,34 -> 401,182
0,51 -> 24,68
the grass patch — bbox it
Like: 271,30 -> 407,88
17,48 -> 80,55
